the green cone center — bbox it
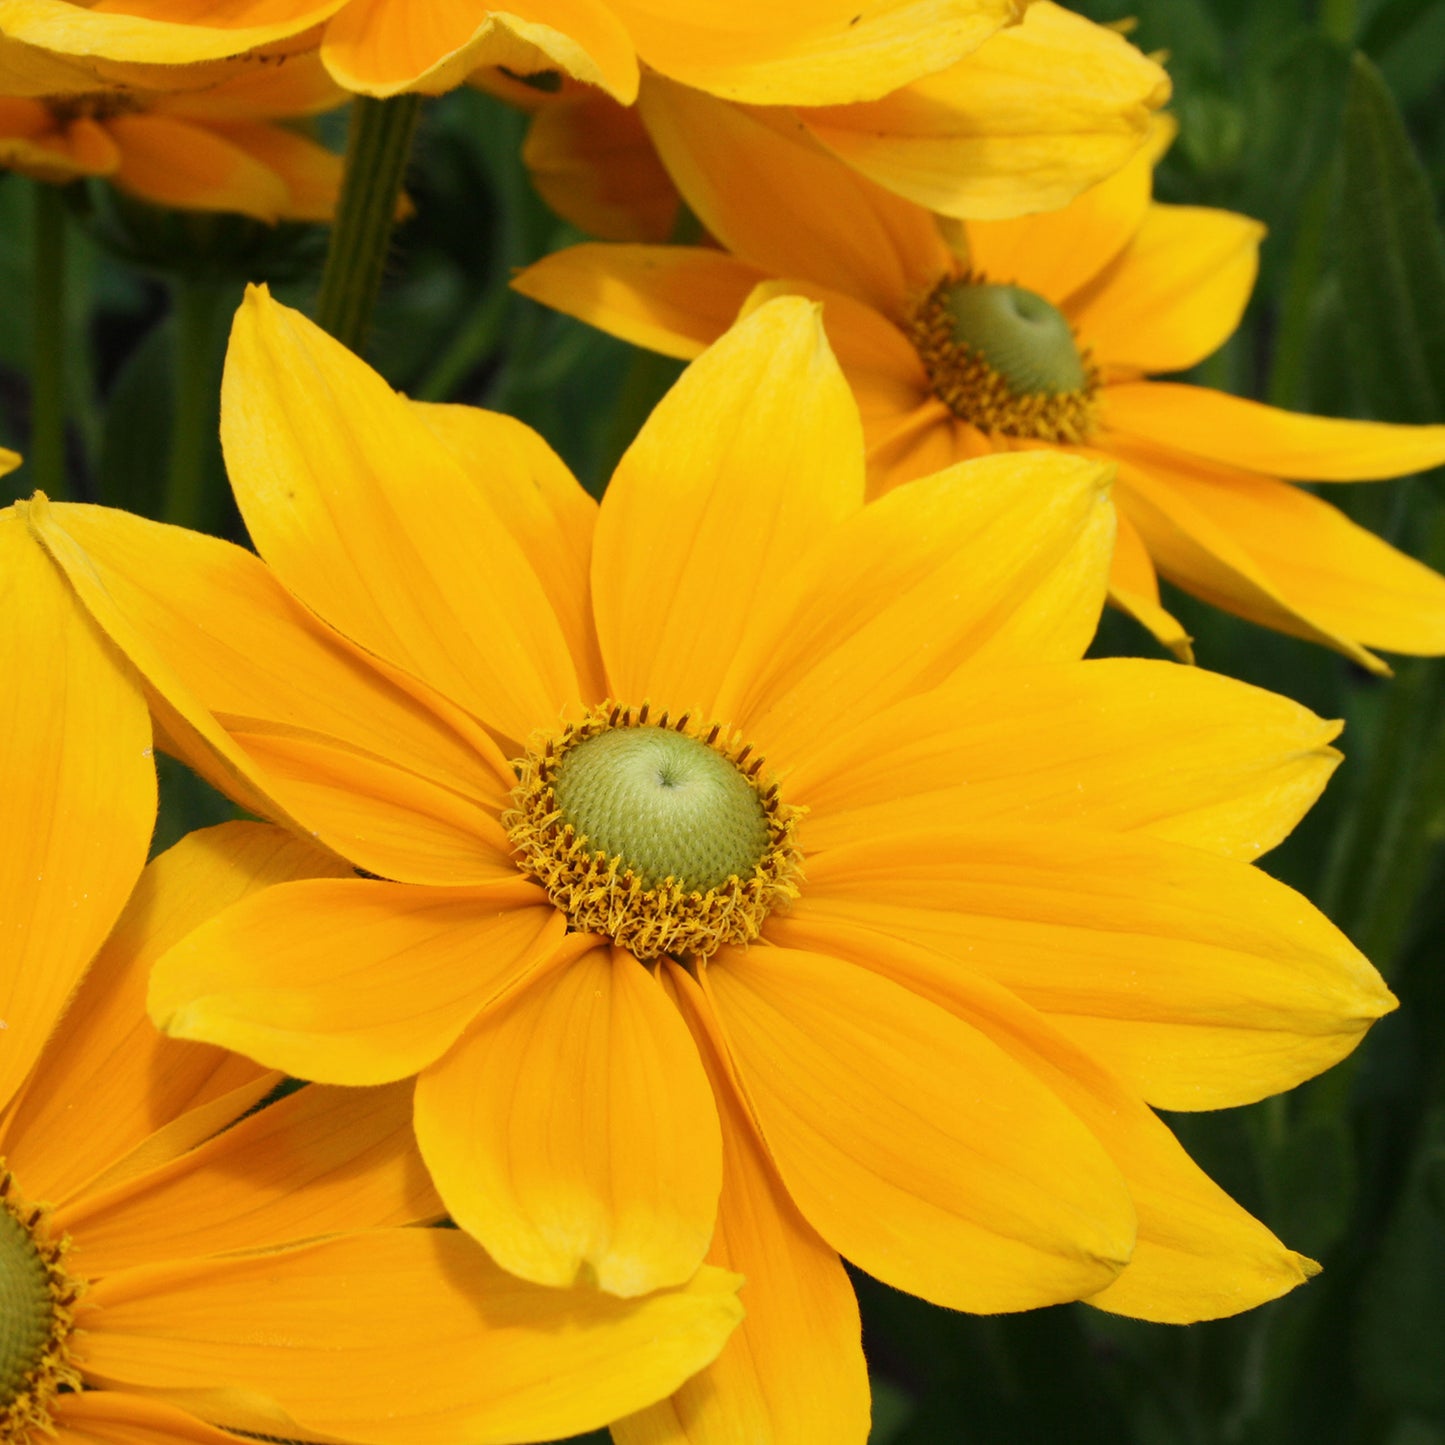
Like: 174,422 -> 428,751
552,726 -> 771,891
941,282 -> 1087,395
0,1206 -> 53,1408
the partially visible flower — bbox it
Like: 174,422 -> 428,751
515,108 -> 1445,668
486,2 -> 1170,240
28,291 -> 1394,1442
0,501 -> 743,1445
0,40 -> 345,220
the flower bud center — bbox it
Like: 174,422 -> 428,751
940,282 -> 1088,396
0,1209 -> 52,1409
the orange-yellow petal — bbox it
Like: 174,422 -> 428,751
0,502 -> 155,1114
55,1391 -> 257,1445
802,2 -> 1169,220
639,74 -> 949,316
791,826 -> 1395,1111
82,1231 -> 744,1445
414,938 -> 721,1297
55,1081 -> 441,1274
1107,502 -> 1194,661
0,822 -> 340,1207
513,243 -> 767,361
196,119 -> 343,222
593,295 -> 863,717
787,657 -> 1341,861
713,450 -> 1114,765
223,286 -> 581,744
769,916 -> 1319,1322
1104,380 -> 1445,481
1071,204 -> 1264,375
700,943 -> 1136,1311
148,877 -> 564,1084
613,963 -> 870,1445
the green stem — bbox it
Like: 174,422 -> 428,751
314,93 -> 422,355
29,183 -> 67,499
162,278 -> 226,531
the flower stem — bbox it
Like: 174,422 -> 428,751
315,92 -> 421,355
30,182 -> 68,499
162,277 -> 226,531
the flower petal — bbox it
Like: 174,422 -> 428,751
1071,205 -> 1264,375
612,964 -> 870,1445
197,120 -> 344,222
803,2 -> 1170,220
594,295 -> 864,717
512,243 -> 767,361
792,825 -> 1395,1110
700,943 -> 1136,1312
149,877 -> 564,1085
614,0 -> 1019,106
0,503 -> 155,1115
787,657 -> 1341,861
55,1081 -> 441,1275
639,75 -> 949,316
768,916 -> 1319,1322
1105,380 -> 1445,481
223,286 -> 581,744
30,499 -> 517,885
415,938 -> 721,1297
0,822 -> 338,1207
714,450 -> 1114,764
55,1392 -> 254,1445
82,1231 -> 743,1445
1107,504 -> 1194,661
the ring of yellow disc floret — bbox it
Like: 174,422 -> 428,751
906,271 -> 1102,444
504,702 -> 803,961
0,1168 -> 83,1445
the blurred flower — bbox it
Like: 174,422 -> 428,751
515,113 -> 1445,669
0,40 -> 345,221
27,289 -> 1396,1440
0,500 -> 743,1445
484,2 -> 1170,240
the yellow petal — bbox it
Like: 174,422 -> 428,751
792,825 -> 1395,1111
713,450 -> 1115,765
55,1391 -> 255,1445
322,0 -> 639,101
0,503 -> 155,1114
513,243 -> 766,361
1107,503 -> 1194,661
701,942 -> 1136,1311
1071,204 -> 1264,375
614,963 -> 870,1445
613,0 -> 1019,105
639,75 -> 949,316
788,657 -> 1341,861
593,295 -> 863,717
1105,380 -> 1445,481
769,916 -> 1319,1322
0,822 -> 339,1208
155,46 -> 345,118
196,120 -> 344,222
223,286 -> 581,744
149,877 -> 564,1084
802,2 -> 1170,220
30,499 -> 518,886
414,939 -> 721,1297
82,1231 -> 744,1445
0,447 -> 20,476
55,1081 -> 441,1275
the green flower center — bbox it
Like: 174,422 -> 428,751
0,1208 -> 51,1409
939,282 -> 1087,396
552,725 -> 771,892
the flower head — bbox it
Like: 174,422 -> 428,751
0,502 -> 741,1445
515,107 -> 1445,669
28,290 -> 1394,1442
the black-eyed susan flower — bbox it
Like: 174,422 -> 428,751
0,501 -> 744,1445
514,103 -> 1445,670
0,40 -> 345,220
27,291 -> 1392,1443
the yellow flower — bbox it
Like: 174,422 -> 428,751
28,289 -> 1392,1442
0,40 -> 345,220
0,501 -> 743,1445
490,2 -> 1170,240
0,0 -> 1030,103
515,106 -> 1445,670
